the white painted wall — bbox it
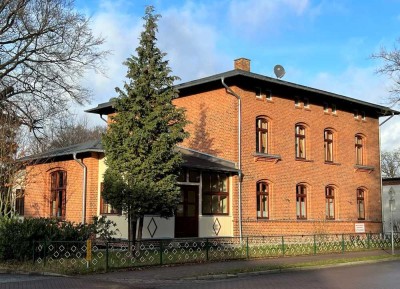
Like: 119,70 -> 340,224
382,184 -> 400,233
199,215 -> 233,237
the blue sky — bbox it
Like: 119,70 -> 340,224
74,0 -> 400,150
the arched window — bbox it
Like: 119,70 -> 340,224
50,170 -> 67,220
256,117 -> 268,153
355,134 -> 364,165
256,181 -> 269,219
296,184 -> 307,219
295,125 -> 306,159
325,186 -> 335,219
357,188 -> 365,220
324,129 -> 334,162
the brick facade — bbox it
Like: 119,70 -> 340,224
22,58 -> 391,236
24,153 -> 101,224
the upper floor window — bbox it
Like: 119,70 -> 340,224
355,134 -> 364,165
256,181 -> 269,219
296,184 -> 307,219
266,90 -> 272,100
325,186 -> 335,220
357,188 -> 365,220
332,104 -> 337,114
304,98 -> 310,108
323,102 -> 329,112
256,117 -> 268,154
202,172 -> 229,215
50,170 -> 67,220
295,125 -> 306,159
324,129 -> 334,162
255,87 -> 262,99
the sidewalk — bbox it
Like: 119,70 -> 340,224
87,249 -> 399,284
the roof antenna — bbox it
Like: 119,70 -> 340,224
274,64 -> 285,79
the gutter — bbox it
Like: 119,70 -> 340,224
73,153 -> 87,224
221,77 -> 243,240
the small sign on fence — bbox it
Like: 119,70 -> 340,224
86,239 -> 92,261
355,223 -> 365,233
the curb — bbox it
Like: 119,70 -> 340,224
183,257 -> 399,280
0,269 -> 68,277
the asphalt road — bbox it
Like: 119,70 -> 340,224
1,260 -> 400,289
165,260 -> 400,289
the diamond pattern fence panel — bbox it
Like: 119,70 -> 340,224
33,233 -> 400,272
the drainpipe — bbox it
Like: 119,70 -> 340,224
73,153 -> 87,224
99,114 -> 108,123
221,77 -> 243,240
379,112 -> 395,233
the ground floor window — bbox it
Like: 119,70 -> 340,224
15,189 -> 24,216
100,183 -> 122,214
202,172 -> 229,215
50,170 -> 66,220
256,181 -> 269,219
296,184 -> 307,219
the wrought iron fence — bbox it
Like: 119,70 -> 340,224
33,233 -> 400,272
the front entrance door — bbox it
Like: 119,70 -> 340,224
175,185 -> 199,238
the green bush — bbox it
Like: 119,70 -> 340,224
0,216 -> 117,261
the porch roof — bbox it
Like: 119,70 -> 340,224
20,140 -> 238,173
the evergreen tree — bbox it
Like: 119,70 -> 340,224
102,6 -> 188,242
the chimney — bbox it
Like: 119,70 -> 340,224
234,58 -> 251,71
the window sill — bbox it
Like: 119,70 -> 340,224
324,161 -> 341,166
354,165 -> 375,173
253,152 -> 281,163
266,99 -> 274,103
257,217 -> 269,221
295,158 -> 313,163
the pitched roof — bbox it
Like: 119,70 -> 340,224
19,139 -> 103,162
21,140 -> 238,173
85,69 -> 399,116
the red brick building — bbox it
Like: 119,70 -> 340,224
21,58 -> 398,238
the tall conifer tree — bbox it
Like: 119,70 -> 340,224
102,6 -> 187,242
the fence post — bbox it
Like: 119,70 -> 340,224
206,238 -> 209,261
44,240 -> 47,267
246,237 -> 249,259
341,234 -> 345,254
105,242 -> 109,272
367,234 -> 370,249
32,241 -> 35,265
159,240 -> 163,265
313,235 -> 317,255
281,236 -> 285,257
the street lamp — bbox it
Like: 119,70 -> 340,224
388,187 -> 396,255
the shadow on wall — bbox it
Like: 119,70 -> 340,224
188,103 -> 220,156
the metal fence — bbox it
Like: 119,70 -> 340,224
33,233 -> 400,272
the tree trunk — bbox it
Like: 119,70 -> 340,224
137,216 -> 144,241
128,211 -> 137,243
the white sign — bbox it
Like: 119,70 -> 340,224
355,223 -> 365,233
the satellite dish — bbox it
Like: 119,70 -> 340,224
274,64 -> 285,79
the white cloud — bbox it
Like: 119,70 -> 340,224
158,4 -> 230,81
227,0 -> 309,35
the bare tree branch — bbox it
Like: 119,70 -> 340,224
0,0 -> 108,132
